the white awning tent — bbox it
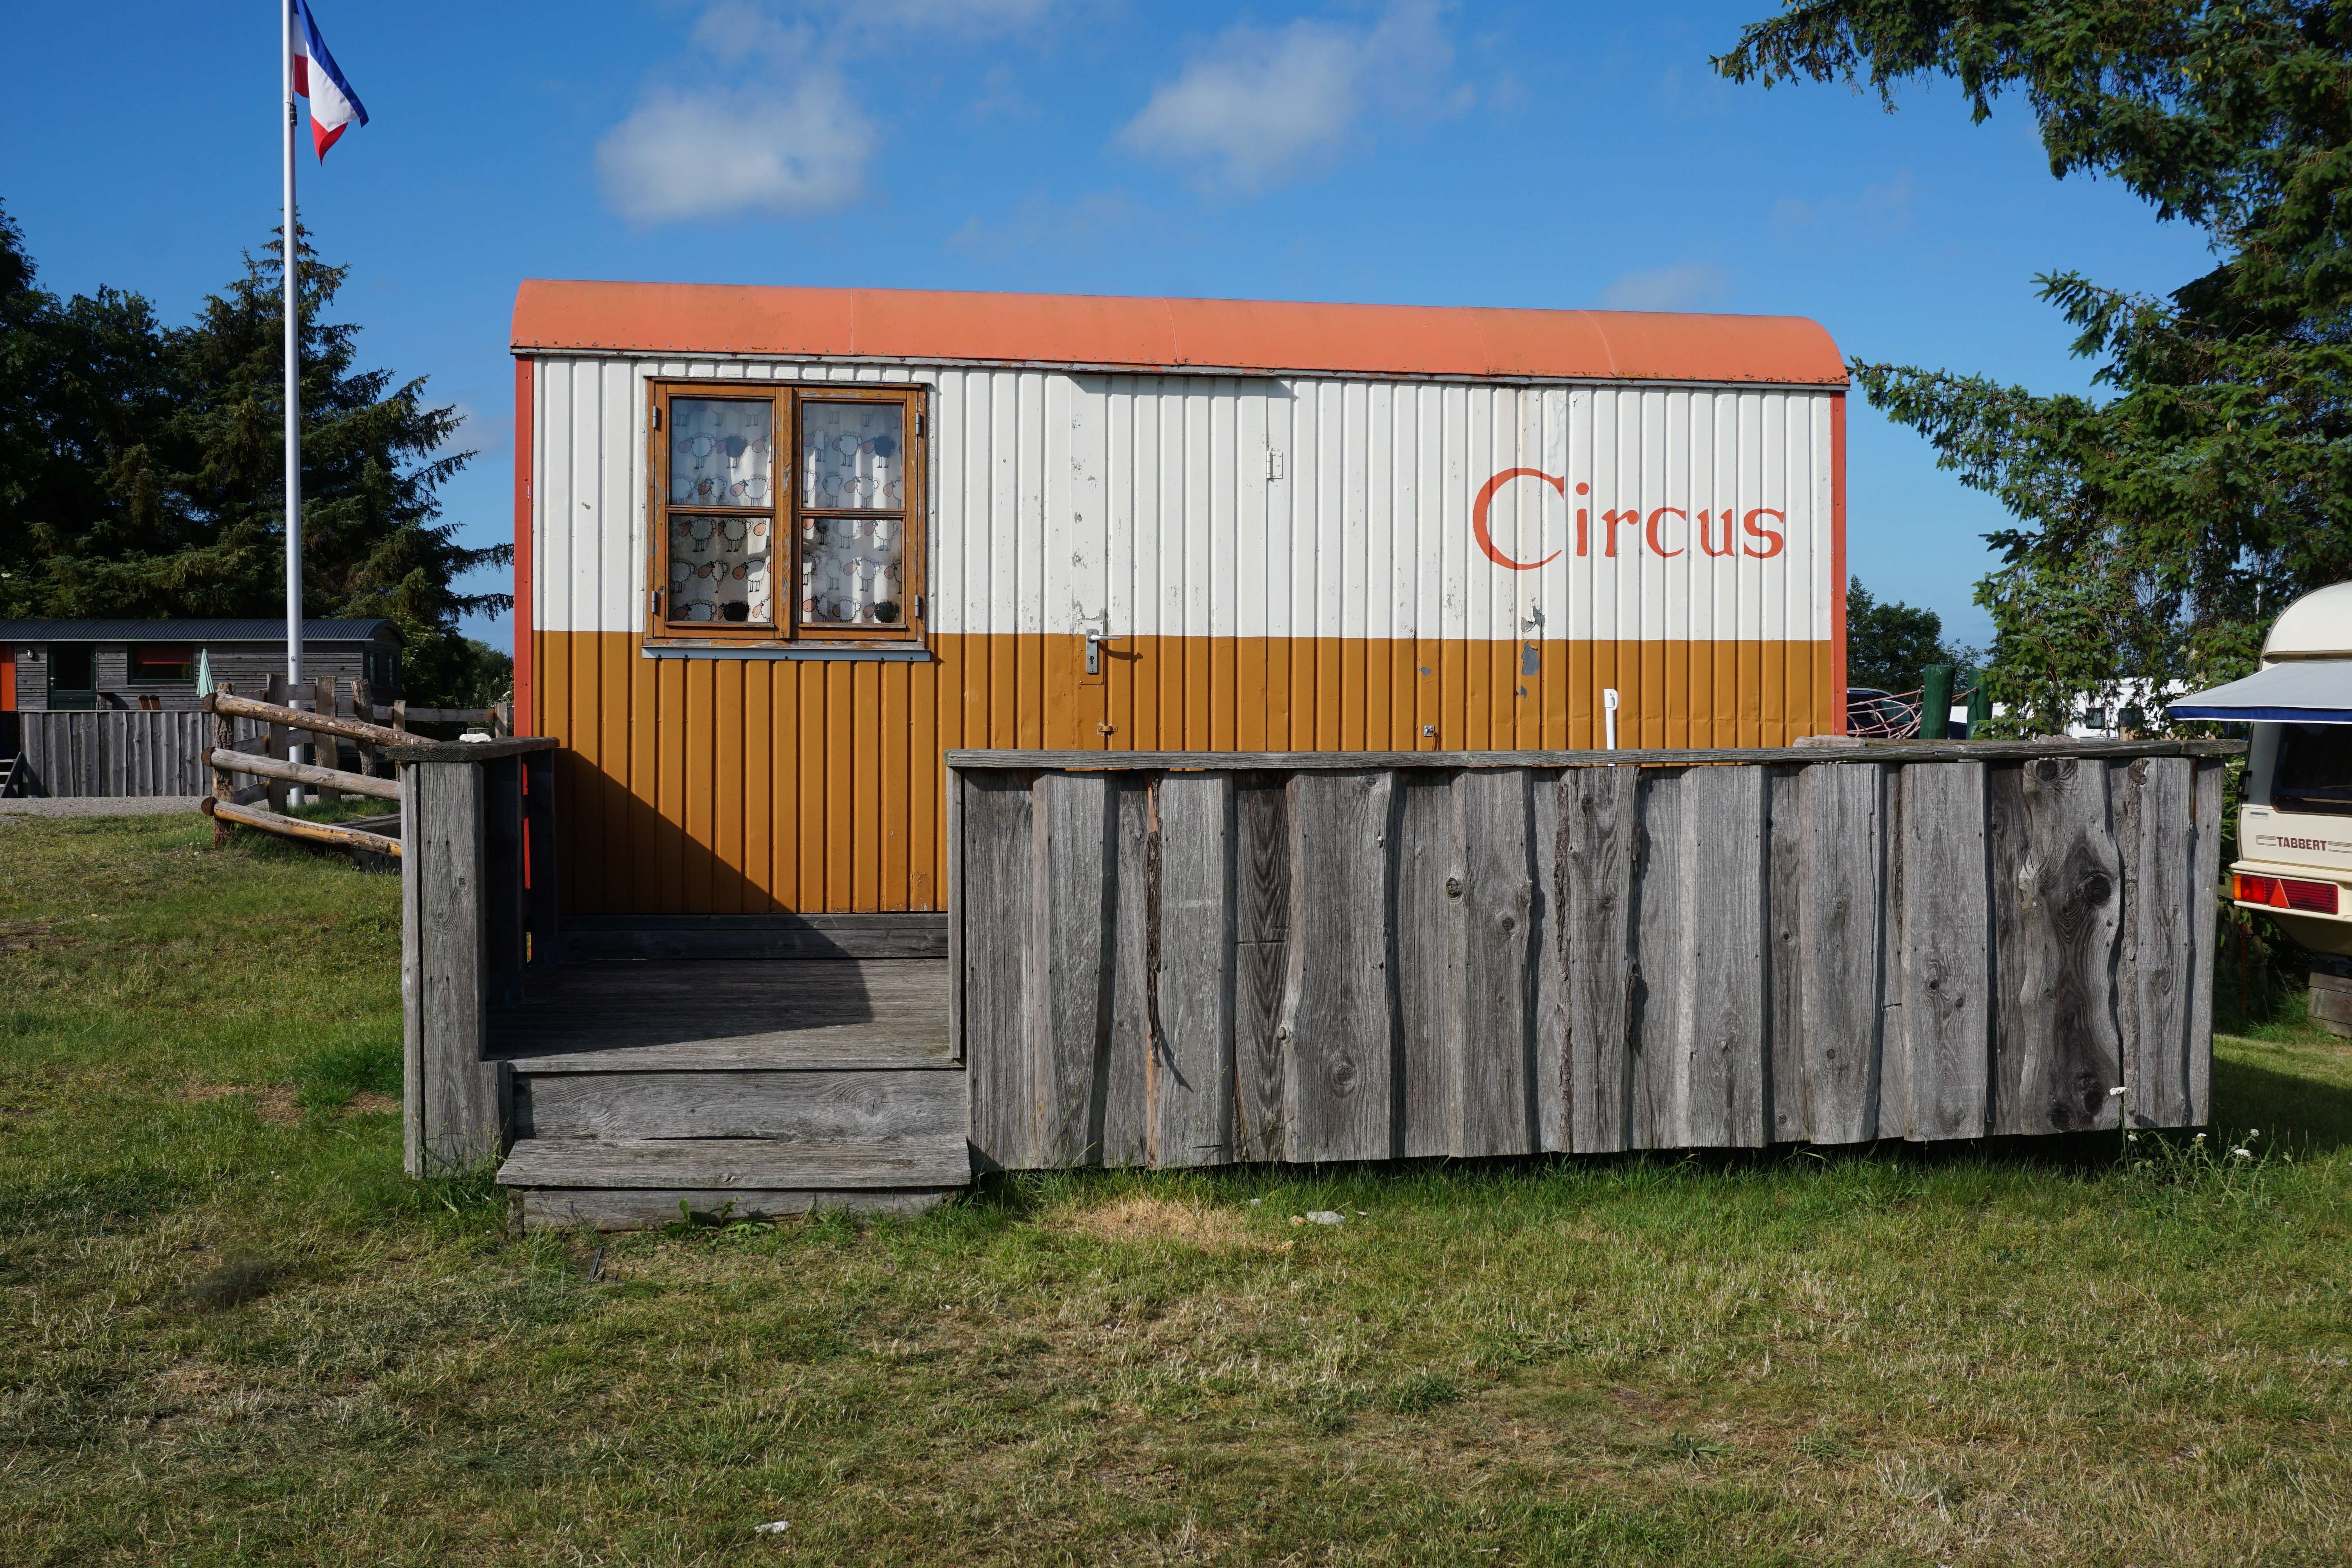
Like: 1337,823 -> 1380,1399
2168,661 -> 2352,724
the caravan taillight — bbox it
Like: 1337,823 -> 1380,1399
2234,873 -> 2341,914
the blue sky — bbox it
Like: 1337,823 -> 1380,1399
2,0 -> 2217,655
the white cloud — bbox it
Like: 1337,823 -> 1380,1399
967,62 -> 1040,123
690,1 -> 806,60
1772,171 -> 1915,238
837,0 -> 1055,31
598,0 -> 1062,226
946,191 -> 1152,263
598,79 -> 875,224
1119,2 -> 1468,194
1601,265 -> 1730,312
441,400 -> 512,459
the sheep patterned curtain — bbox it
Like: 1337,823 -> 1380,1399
799,402 -> 907,627
668,398 -> 775,625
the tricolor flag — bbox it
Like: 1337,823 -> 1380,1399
290,0 -> 368,159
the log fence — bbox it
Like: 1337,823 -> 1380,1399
949,739 -> 2236,1170
197,687 -> 416,857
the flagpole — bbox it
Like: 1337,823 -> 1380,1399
281,0 -> 304,702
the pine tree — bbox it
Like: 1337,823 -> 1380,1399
0,203 -> 510,706
1716,2 -> 2352,733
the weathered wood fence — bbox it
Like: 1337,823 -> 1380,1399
393,736 -> 560,1174
950,740 -> 2235,1170
8,677 -> 426,799
13,710 -> 211,797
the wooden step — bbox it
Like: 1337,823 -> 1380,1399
497,1133 -> 971,1191
490,956 -> 967,1231
497,1038 -> 957,1073
513,1185 -> 956,1232
513,1067 -> 965,1142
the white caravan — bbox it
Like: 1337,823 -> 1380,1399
2172,582 -> 2352,954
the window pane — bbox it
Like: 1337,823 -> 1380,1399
800,402 -> 905,510
800,515 -> 906,627
131,644 -> 195,682
668,514 -> 776,625
2276,723 -> 2352,816
669,398 -> 773,506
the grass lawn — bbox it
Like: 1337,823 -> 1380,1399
3,813 -> 2350,1567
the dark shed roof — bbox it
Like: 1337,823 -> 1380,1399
0,619 -> 402,644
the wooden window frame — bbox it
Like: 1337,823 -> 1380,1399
129,643 -> 197,685
644,379 -> 929,653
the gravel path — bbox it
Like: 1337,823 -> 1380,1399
0,796 -> 208,819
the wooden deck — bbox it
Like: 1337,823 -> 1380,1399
486,958 -> 967,1230
489,958 -> 953,1069
396,737 -> 2233,1230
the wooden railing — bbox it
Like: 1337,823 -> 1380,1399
947,739 -> 2236,1171
390,736 -> 559,1174
199,689 -> 412,857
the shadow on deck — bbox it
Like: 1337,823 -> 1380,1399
489,958 -> 953,1068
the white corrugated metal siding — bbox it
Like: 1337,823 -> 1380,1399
530,358 -> 1832,645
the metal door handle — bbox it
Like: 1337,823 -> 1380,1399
1084,624 -> 1122,675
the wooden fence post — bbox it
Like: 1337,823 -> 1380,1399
483,757 -> 526,1007
522,746 -> 559,967
401,755 -> 505,1174
391,737 -> 557,1176
209,682 -> 238,844
312,679 -> 341,804
352,678 -> 378,779
261,674 -> 290,813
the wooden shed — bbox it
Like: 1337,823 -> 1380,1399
0,618 -> 403,713
512,283 -> 1850,922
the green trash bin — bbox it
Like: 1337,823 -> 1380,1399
1919,664 -> 1955,741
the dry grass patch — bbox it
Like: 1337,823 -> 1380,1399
178,1082 -> 395,1121
0,922 -> 58,955
151,1361 -> 227,1398
180,1083 -> 303,1123
1059,1193 -> 1286,1253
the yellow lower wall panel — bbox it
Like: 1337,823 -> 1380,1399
535,631 -> 1833,915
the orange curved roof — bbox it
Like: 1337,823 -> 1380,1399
512,280 -> 1846,387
